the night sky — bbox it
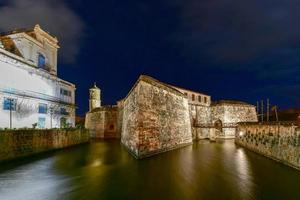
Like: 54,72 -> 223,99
1,0 -> 300,116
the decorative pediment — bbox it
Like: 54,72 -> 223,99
33,24 -> 59,49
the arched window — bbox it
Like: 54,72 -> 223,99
38,53 -> 45,68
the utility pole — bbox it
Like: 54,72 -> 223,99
275,106 -> 279,122
256,101 -> 259,120
267,98 -> 270,122
261,100 -> 264,122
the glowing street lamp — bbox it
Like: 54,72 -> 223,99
239,131 -> 244,137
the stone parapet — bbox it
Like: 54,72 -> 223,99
0,128 -> 89,163
236,123 -> 300,170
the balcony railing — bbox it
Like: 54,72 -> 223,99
0,87 -> 75,107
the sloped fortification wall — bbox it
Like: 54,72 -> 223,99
0,128 -> 89,163
85,106 -> 119,139
121,82 -> 140,156
236,123 -> 300,170
121,76 -> 193,158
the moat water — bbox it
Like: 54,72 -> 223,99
0,140 -> 300,200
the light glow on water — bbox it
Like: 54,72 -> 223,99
0,140 -> 300,200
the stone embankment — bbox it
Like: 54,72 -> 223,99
0,128 -> 89,162
236,122 -> 300,170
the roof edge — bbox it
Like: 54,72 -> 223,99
123,74 -> 186,102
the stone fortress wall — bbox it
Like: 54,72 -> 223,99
85,106 -> 120,139
85,75 -> 258,158
210,101 -> 258,138
236,122 -> 300,170
121,76 -> 192,158
189,101 -> 257,140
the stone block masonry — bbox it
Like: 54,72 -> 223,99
85,74 -> 258,158
85,106 -> 120,139
121,75 -> 193,158
0,128 -> 89,163
236,122 -> 300,170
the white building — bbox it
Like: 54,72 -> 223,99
0,24 -> 75,129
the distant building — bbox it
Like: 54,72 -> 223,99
0,24 -> 75,129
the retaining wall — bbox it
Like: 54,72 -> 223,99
236,122 -> 300,170
0,128 -> 89,162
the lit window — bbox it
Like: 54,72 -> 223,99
3,98 -> 16,111
38,103 -> 47,114
38,53 -> 46,68
192,94 -> 195,101
198,96 -> 201,102
38,117 -> 46,129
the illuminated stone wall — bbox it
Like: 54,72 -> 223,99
190,105 -> 211,139
85,106 -> 119,139
211,102 -> 258,139
121,76 -> 193,158
191,102 -> 257,139
236,123 -> 300,170
117,100 -> 124,136
0,128 -> 89,163
211,103 -> 258,125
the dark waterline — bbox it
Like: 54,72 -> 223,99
0,140 -> 300,200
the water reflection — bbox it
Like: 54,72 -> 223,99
0,140 -> 300,200
0,158 -> 71,200
234,148 -> 255,200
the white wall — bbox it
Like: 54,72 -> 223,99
0,49 -> 75,129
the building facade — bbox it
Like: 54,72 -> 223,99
0,25 -> 75,129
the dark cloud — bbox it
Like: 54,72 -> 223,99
251,83 -> 300,107
164,0 -> 300,105
169,0 -> 300,68
0,0 -> 85,63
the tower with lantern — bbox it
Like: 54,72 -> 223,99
89,83 -> 101,111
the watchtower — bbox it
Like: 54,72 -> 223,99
89,83 -> 101,111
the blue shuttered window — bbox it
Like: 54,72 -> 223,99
38,103 -> 47,114
38,53 -> 45,68
3,98 -> 16,111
